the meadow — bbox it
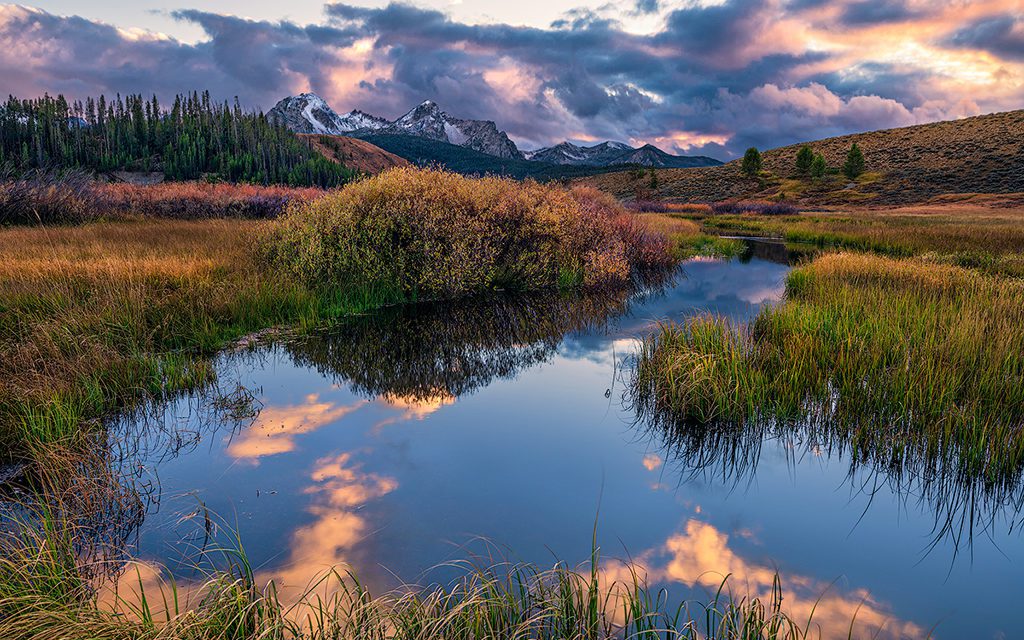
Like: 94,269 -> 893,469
0,168 -> 836,640
691,200 -> 1024,276
0,167 -> 687,454
0,171 -> 325,224
635,202 -> 1024,487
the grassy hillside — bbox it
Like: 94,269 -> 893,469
299,134 -> 410,174
581,109 -> 1024,205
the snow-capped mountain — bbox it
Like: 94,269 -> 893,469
524,141 -> 633,165
268,93 -> 389,135
268,94 -> 522,160
525,140 -> 721,168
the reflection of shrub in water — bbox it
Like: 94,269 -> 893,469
288,290 -> 639,402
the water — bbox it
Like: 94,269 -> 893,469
107,243 -> 1022,639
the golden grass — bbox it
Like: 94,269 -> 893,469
635,213 -> 744,259
635,251 -> 1024,483
0,219 -> 377,451
695,203 -> 1024,275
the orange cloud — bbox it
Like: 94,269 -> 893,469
610,519 -> 925,639
226,394 -> 368,461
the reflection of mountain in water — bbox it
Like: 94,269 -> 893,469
287,290 -> 646,402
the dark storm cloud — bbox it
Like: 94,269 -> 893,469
840,0 -> 921,25
0,2 -> 1020,158
945,15 -> 1024,61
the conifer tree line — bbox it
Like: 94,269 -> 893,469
0,91 -> 354,187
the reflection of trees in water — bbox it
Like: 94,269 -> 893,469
630,395 -> 1024,560
286,289 -> 642,402
735,239 -> 814,265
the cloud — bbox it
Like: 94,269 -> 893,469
604,519 -> 926,639
0,1 -> 1022,157
945,14 -> 1024,61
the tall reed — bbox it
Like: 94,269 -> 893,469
634,252 -> 1024,485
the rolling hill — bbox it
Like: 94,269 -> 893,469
580,109 -> 1024,205
299,134 -> 410,174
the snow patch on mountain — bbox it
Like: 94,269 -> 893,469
270,93 -> 523,160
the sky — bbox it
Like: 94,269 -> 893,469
3,1 -> 1022,158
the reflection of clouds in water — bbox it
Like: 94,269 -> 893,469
371,392 -> 456,433
739,283 -> 787,305
227,391 -> 459,461
101,451 -> 399,620
559,257 -> 790,364
605,519 -> 924,640
642,454 -> 663,471
257,452 -> 398,602
380,392 -> 455,421
226,394 -> 369,461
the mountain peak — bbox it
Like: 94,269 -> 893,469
270,93 -> 523,160
526,139 -> 721,168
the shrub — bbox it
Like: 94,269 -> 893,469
795,145 -> 814,176
0,169 -> 96,225
810,153 -> 827,179
843,143 -> 865,179
669,203 -> 714,215
0,173 -> 326,225
711,200 -> 799,216
94,182 -> 324,219
627,199 -> 670,213
741,147 -> 763,177
259,167 -> 673,298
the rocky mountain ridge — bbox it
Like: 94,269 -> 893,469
269,94 -> 521,160
525,140 -> 720,168
269,93 -> 720,167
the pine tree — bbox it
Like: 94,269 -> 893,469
810,153 -> 827,179
742,147 -> 762,178
0,92 -> 354,187
795,145 -> 814,176
843,143 -> 865,180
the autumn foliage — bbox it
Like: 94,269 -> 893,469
0,171 -> 325,224
260,167 -> 673,297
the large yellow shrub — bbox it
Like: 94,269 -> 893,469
260,167 -> 672,298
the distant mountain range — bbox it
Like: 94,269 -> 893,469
268,93 -> 721,169
525,140 -> 719,169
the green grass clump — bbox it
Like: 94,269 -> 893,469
258,167 -> 674,298
634,252 -> 1024,484
0,219 -> 402,453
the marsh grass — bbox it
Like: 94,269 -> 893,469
635,213 -> 745,259
634,252 -> 1024,485
0,219 -> 400,452
693,205 -> 1024,276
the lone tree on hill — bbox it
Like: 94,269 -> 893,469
795,145 -> 814,176
843,142 -> 865,179
811,153 -> 827,179
742,147 -> 762,177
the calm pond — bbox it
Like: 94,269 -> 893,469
104,241 -> 1020,639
